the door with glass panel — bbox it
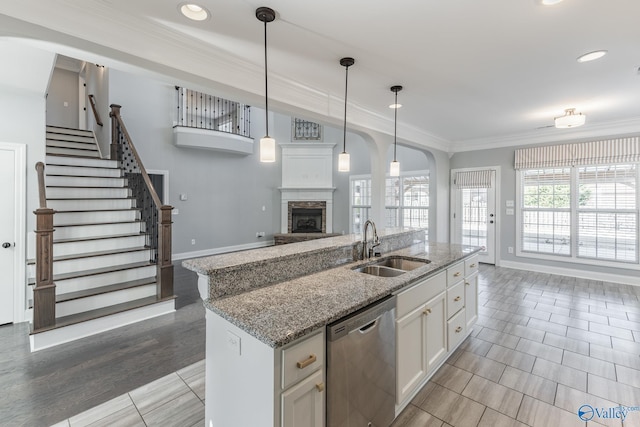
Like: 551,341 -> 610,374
451,169 -> 496,265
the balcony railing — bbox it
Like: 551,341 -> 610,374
176,87 -> 251,137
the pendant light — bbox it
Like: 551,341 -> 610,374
389,85 -> 402,177
256,7 -> 276,162
338,57 -> 355,172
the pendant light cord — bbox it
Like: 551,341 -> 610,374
393,90 -> 398,161
263,19 -> 269,137
343,64 -> 349,153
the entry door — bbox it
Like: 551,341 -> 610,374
451,169 -> 497,265
0,148 -> 16,324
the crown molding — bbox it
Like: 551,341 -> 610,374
450,117 -> 640,153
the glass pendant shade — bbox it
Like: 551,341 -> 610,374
260,136 -> 276,162
338,151 -> 350,172
390,160 -> 400,177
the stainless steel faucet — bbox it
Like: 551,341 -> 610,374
362,219 -> 381,259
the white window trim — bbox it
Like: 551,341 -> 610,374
515,165 -> 640,271
349,170 -> 429,234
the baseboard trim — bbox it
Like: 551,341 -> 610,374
29,299 -> 175,352
173,240 -> 275,261
498,260 -> 640,287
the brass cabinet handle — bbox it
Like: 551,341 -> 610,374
453,272 -> 461,277
454,296 -> 461,302
470,263 -> 477,268
465,281 -> 470,286
455,326 -> 462,333
423,308 -> 432,316
316,382 -> 325,392
297,354 -> 317,369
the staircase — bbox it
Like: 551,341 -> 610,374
29,125 -> 175,351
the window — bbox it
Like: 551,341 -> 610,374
518,164 -> 639,265
350,171 -> 429,237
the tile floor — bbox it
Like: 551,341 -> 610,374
51,265 -> 640,427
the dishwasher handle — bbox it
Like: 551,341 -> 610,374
355,318 -> 380,335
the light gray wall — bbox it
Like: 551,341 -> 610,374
109,70 -> 282,254
451,144 -> 637,279
84,65 -> 110,153
46,67 -> 79,129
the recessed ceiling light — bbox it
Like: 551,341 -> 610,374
577,50 -> 608,63
389,103 -> 402,109
180,3 -> 209,21
538,0 -> 563,5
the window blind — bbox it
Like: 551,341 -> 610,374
514,137 -> 640,170
455,170 -> 492,188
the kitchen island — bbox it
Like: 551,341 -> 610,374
183,229 -> 480,427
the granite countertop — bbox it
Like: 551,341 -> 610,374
203,241 -> 480,348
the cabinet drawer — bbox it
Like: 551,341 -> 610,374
282,331 -> 324,390
446,281 -> 465,318
397,271 -> 446,319
446,262 -> 464,287
447,308 -> 467,351
465,255 -> 479,276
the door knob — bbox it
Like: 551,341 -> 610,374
2,242 -> 11,249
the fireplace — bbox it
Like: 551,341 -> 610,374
288,201 -> 326,233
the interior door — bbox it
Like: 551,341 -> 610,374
0,148 -> 16,324
451,169 -> 496,265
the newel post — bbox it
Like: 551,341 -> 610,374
109,104 -> 122,161
157,205 -> 174,299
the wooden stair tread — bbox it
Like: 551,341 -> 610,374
28,261 -> 155,285
53,232 -> 148,244
46,125 -> 94,133
46,174 -> 124,179
45,161 -> 117,170
45,153 -> 107,160
46,185 -> 127,189
46,196 -> 136,200
53,208 -> 139,213
30,295 -> 176,334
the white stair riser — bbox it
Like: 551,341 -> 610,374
46,127 -> 94,137
30,299 -> 175,352
55,265 -> 156,294
47,155 -> 117,168
53,251 -> 151,275
54,210 -> 139,226
54,235 -> 147,257
47,165 -> 121,178
46,133 -> 95,143
47,187 -> 129,199
47,176 -> 127,188
56,284 -> 157,317
55,222 -> 142,239
46,139 -> 97,151
49,199 -> 134,211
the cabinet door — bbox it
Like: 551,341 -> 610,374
425,292 -> 447,374
396,304 -> 428,405
465,271 -> 479,330
281,369 -> 324,427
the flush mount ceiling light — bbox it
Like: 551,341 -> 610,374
554,108 -> 586,128
338,57 -> 355,172
577,50 -> 608,63
256,7 -> 276,163
180,3 -> 209,21
389,85 -> 402,177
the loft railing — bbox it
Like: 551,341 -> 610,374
88,94 -> 103,127
175,86 -> 251,137
110,104 -> 174,299
33,162 -> 56,331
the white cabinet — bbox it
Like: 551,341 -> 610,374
282,369 -> 324,427
465,271 -> 479,330
396,287 -> 447,405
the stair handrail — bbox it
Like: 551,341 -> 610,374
109,104 -> 174,300
88,94 -> 103,127
33,161 -> 56,331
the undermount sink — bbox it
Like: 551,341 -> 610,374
354,256 -> 430,277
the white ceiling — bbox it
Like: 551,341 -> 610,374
2,0 -> 640,152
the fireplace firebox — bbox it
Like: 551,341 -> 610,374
288,201 -> 326,233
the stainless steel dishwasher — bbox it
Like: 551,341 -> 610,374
327,295 -> 396,427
